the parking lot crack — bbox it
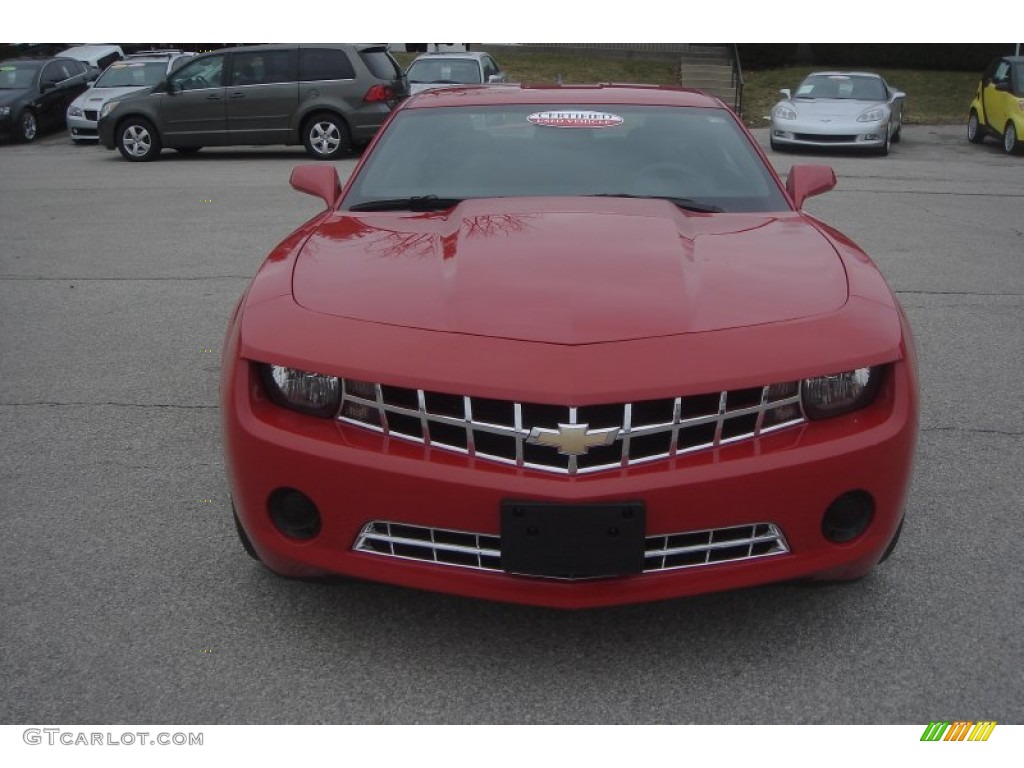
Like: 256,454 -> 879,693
0,401 -> 217,410
923,426 -> 1024,437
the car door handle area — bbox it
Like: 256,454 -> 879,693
229,92 -> 246,99
206,93 -> 223,100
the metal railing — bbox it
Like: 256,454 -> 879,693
730,43 -> 745,117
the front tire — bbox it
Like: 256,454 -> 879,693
302,112 -> 351,160
1004,121 -> 1021,155
117,117 -> 161,161
15,110 -> 37,142
878,127 -> 890,156
967,111 -> 985,144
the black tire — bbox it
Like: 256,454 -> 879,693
15,109 -> 38,142
302,112 -> 351,160
116,117 -> 161,161
232,501 -> 260,561
878,127 -> 890,156
967,110 -> 985,144
1004,121 -> 1021,155
891,123 -> 901,144
174,146 -> 202,155
879,518 -> 904,564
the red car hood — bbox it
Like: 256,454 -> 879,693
292,198 -> 847,345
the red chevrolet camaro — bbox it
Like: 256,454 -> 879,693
221,85 -> 918,608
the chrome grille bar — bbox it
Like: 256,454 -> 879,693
338,380 -> 804,475
353,521 -> 789,576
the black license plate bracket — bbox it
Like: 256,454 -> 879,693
500,500 -> 646,579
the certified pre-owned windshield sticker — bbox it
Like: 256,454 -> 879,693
528,110 -> 624,128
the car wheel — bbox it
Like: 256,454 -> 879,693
15,110 -> 38,142
769,137 -> 783,152
967,111 -> 985,144
879,518 -> 904,564
117,117 -> 161,162
891,123 -> 901,144
1004,121 -> 1021,155
175,146 -> 202,155
878,127 -> 890,156
232,501 -> 260,561
303,112 -> 351,160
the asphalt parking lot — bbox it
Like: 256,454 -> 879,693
1,124 -> 1021,724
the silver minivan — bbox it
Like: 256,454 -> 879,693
97,44 -> 408,161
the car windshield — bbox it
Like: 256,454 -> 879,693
0,63 -> 39,89
94,61 -> 168,88
795,74 -> 887,101
343,104 -> 789,213
407,58 -> 482,84
1013,63 -> 1024,96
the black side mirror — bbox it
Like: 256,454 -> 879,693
164,79 -> 178,94
994,81 -> 1010,92
40,80 -> 58,93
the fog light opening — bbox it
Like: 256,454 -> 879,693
268,488 -> 321,540
822,491 -> 875,543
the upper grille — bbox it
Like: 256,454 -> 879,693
84,110 -> 99,121
337,379 -> 803,475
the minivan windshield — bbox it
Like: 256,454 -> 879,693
94,61 -> 167,88
343,105 -> 789,213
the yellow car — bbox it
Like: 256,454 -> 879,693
968,55 -> 1024,155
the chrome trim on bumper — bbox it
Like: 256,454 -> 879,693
353,520 -> 790,577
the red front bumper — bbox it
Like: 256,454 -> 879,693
221,352 -> 917,609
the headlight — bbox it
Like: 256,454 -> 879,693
774,104 -> 797,120
260,364 -> 341,418
0,106 -> 10,117
68,106 -> 84,117
857,107 -> 885,123
801,367 -> 883,419
99,101 -> 119,119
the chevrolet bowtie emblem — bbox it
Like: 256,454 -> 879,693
527,423 -> 620,456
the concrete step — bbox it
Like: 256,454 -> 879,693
680,65 -> 733,77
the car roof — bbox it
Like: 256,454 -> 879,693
404,83 -> 725,109
57,45 -> 122,57
411,52 -> 492,62
804,71 -> 883,79
0,57 -> 68,67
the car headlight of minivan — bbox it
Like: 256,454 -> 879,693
99,101 -> 119,119
68,106 -> 84,117
774,104 -> 798,120
260,364 -> 341,418
857,107 -> 885,123
801,367 -> 883,419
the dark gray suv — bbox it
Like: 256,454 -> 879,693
97,44 -> 408,161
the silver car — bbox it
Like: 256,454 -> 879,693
66,50 -> 194,143
406,51 -> 507,95
770,71 -> 905,156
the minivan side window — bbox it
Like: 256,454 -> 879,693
231,50 -> 294,86
299,49 -> 355,81
358,48 -> 401,80
96,52 -> 121,70
170,55 -> 225,91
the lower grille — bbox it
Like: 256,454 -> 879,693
354,520 -> 788,577
794,133 -> 857,143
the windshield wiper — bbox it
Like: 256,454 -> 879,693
587,194 -> 724,213
347,195 -> 463,212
